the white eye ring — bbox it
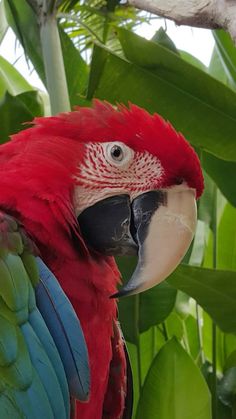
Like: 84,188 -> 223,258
104,142 -> 134,168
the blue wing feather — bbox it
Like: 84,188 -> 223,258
29,307 -> 70,417
21,321 -> 67,419
35,257 -> 90,402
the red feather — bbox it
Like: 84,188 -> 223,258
0,100 -> 203,418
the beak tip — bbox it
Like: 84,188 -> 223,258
110,292 -> 119,299
110,285 -> 139,299
110,288 -> 132,299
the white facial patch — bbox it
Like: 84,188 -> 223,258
74,142 -> 164,214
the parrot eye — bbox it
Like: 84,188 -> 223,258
110,145 -> 124,161
104,141 -> 134,168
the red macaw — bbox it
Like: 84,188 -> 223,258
0,100 -> 203,419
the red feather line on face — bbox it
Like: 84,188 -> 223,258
30,100 -> 204,198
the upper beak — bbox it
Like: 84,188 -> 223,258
78,187 -> 197,298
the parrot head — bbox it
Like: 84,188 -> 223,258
71,101 -> 203,297
0,100 -> 203,297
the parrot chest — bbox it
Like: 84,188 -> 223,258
45,254 -> 124,419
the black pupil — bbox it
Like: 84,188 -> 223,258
112,146 -> 122,158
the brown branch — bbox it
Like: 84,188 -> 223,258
127,0 -> 236,43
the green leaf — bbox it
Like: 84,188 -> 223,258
165,312 -> 183,341
90,29 -> 236,161
213,30 -> 236,88
0,56 -> 33,97
18,90 -> 43,117
139,328 -> 157,384
151,27 -> 179,55
59,27 -> 88,106
224,350 -> 236,371
117,256 -> 177,343
184,314 -> 200,361
218,203 -> 236,270
151,27 -> 207,73
180,51 -> 207,72
202,311 -> 213,364
168,264 -> 236,334
188,220 -> 206,266
4,0 -> 45,84
87,44 -> 108,100
208,46 -> 229,86
202,311 -> 225,372
198,170 -> 215,227
136,338 -> 211,419
0,0 -> 8,43
0,91 -> 43,144
4,0 -> 88,106
203,229 -> 214,269
202,151 -> 236,207
151,27 -> 206,72
224,334 -> 236,367
126,328 -> 166,416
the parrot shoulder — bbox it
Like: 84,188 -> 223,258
0,211 -> 90,419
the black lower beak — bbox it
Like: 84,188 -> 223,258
78,192 -> 164,256
78,189 -> 197,297
78,194 -> 137,256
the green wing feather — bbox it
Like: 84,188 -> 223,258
0,213 -> 70,419
0,392 -> 24,418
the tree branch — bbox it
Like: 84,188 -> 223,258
127,0 -> 236,43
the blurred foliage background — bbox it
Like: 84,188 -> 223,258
1,1 -> 236,418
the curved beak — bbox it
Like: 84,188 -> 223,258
78,187 -> 197,298
113,187 -> 197,297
